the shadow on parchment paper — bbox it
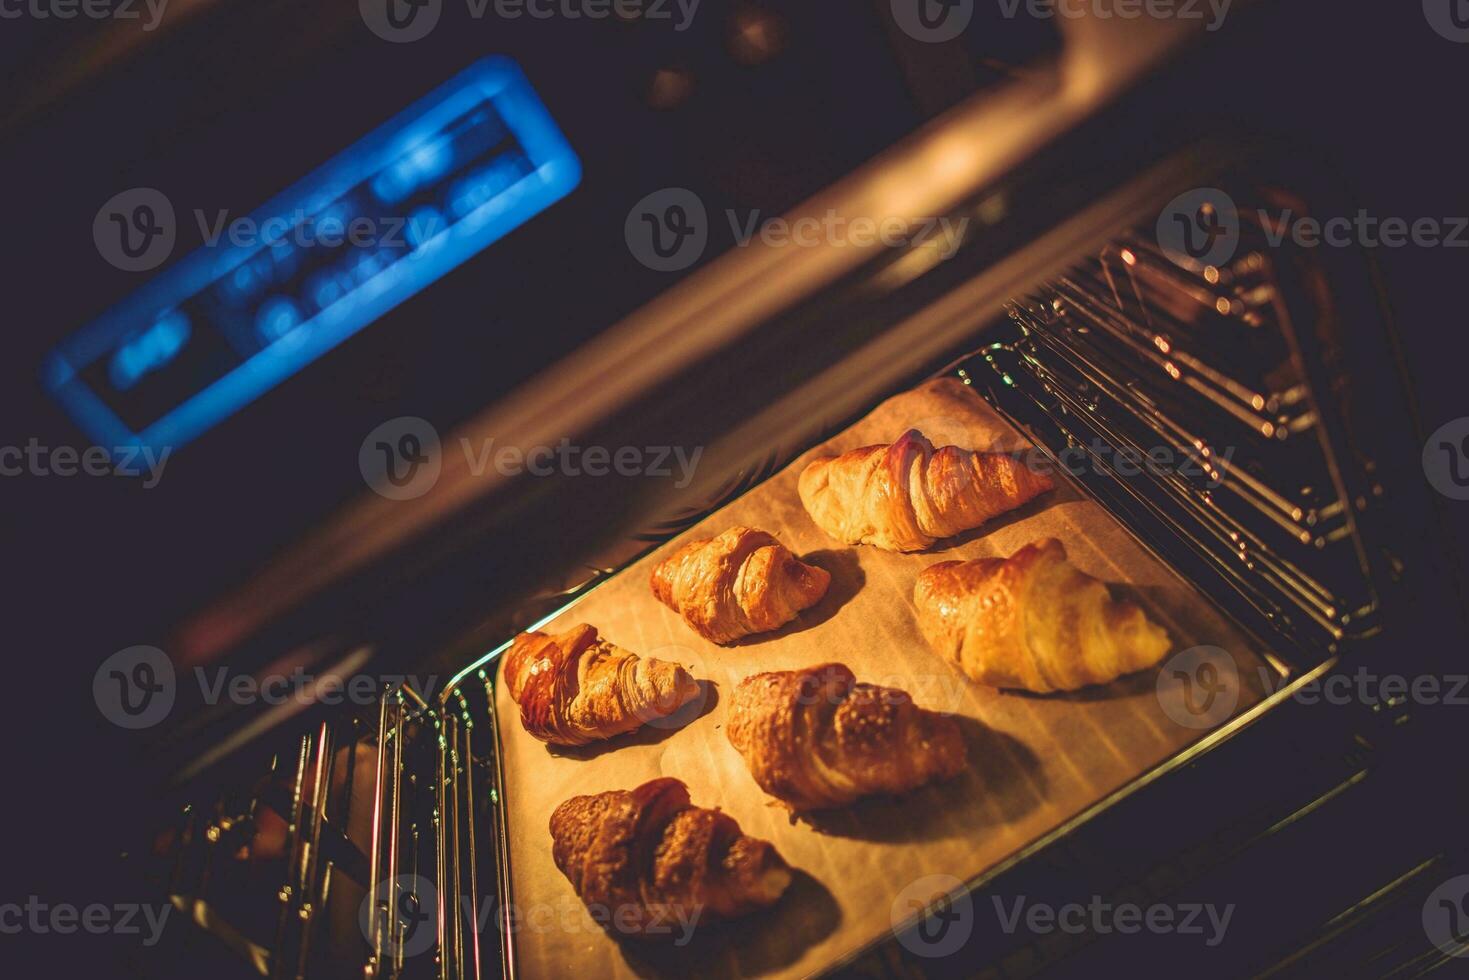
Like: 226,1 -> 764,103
726,548 -> 864,647
792,716 -> 1044,843
545,681 -> 722,761
619,869 -> 840,980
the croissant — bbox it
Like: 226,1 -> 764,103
502,624 -> 701,745
650,526 -> 831,644
798,429 -> 1053,552
913,538 -> 1171,693
726,663 -> 967,811
549,777 -> 793,940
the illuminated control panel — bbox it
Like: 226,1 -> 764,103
46,57 -> 581,452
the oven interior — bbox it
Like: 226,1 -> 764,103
121,161 -> 1430,979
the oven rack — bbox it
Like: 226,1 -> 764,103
984,185 -> 1384,656
154,681 -> 505,980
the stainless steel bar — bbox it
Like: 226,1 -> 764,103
459,692 -> 482,980
388,694 -> 405,976
365,695 -> 389,978
434,712 -> 448,980
291,720 -> 335,979
271,732 -> 313,979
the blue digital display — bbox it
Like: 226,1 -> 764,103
46,57 -> 581,452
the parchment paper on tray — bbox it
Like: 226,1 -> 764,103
495,376 -> 1271,979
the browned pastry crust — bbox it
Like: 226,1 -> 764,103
650,526 -> 831,644
913,538 -> 1171,693
726,663 -> 967,811
503,625 -> 701,745
797,429 -> 1054,552
549,777 -> 793,940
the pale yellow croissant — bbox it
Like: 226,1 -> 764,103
798,429 -> 1053,552
913,538 -> 1171,693
650,526 -> 830,644
502,624 -> 701,745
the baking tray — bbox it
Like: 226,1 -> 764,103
490,376 -> 1273,978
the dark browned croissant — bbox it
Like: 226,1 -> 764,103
914,538 -> 1171,693
549,777 -> 793,940
650,526 -> 831,644
726,663 -> 967,811
798,429 -> 1053,552
502,624 -> 701,745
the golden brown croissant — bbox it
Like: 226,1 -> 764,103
650,526 -> 831,644
502,624 -> 701,745
549,777 -> 793,940
797,429 -> 1053,552
726,663 -> 967,811
913,538 -> 1171,693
